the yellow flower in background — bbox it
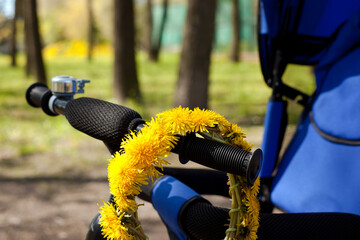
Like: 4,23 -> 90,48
65,40 -> 87,57
94,42 -> 113,57
43,40 -> 113,59
43,44 -> 59,59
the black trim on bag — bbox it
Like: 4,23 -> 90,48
310,111 -> 360,146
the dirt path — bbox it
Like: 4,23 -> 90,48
0,180 -> 110,240
0,177 -> 232,240
0,126 -> 269,240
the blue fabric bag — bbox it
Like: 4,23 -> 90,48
270,11 -> 360,215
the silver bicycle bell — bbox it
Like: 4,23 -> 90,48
51,75 -> 90,99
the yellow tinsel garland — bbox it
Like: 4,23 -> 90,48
99,106 -> 260,240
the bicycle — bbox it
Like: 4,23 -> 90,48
26,76 -> 360,240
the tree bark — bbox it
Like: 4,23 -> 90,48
24,0 -> 47,84
145,0 -> 153,58
87,0 -> 95,61
174,0 -> 217,109
149,0 -> 168,61
23,0 -> 33,77
10,0 -> 20,67
113,0 -> 141,103
229,0 -> 240,62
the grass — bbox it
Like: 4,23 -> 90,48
0,52 -> 315,162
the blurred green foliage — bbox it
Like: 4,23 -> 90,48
0,52 -> 315,159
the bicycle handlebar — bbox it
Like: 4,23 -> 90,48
65,97 -> 144,144
26,83 -> 262,184
173,136 -> 262,184
180,200 -> 360,240
140,175 -> 360,240
26,82 -> 58,116
26,83 -> 360,240
66,97 -> 262,184
180,199 -> 229,239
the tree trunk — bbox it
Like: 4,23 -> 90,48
174,0 -> 217,109
145,0 -> 153,58
24,0 -> 47,84
113,0 -> 141,103
149,0 -> 168,61
229,0 -> 240,62
10,0 -> 20,67
87,0 -> 95,61
23,0 -> 34,77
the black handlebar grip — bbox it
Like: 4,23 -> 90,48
65,97 -> 144,144
179,136 -> 262,185
180,201 -> 360,240
26,82 -> 58,116
180,200 -> 229,240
